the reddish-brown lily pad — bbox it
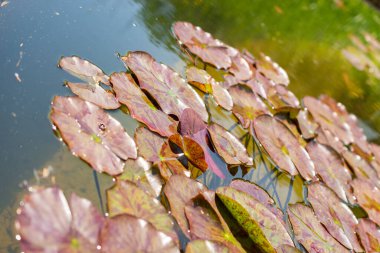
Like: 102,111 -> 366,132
58,56 -> 110,85
256,54 -> 289,86
122,51 -> 208,121
343,150 -> 379,185
111,72 -> 177,137
66,82 -> 120,109
229,53 -> 252,81
268,84 -> 300,110
157,141 -> 191,180
100,214 -> 179,253
253,115 -> 315,180
186,67 -> 233,111
306,141 -> 353,203
287,203 -> 349,253
106,180 -> 178,243
315,128 -> 347,154
163,175 -> 207,238
134,126 -> 166,163
50,96 -> 137,175
351,178 -> 380,226
228,84 -> 270,129
15,187 -> 104,252
173,21 -> 232,69
185,240 -> 232,253
275,245 -> 302,253
356,218 -> 380,252
307,182 -> 362,251
216,186 -> 294,252
296,109 -> 318,139
208,123 -> 252,166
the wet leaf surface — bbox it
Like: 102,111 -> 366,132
134,126 -> 166,163
343,150 -> 379,185
228,85 -> 270,129
351,178 -> 380,226
59,56 -> 110,85
15,188 -> 104,252
157,141 -> 191,180
287,203 -> 349,253
307,182 -> 362,251
256,54 -> 289,86
306,141 -> 353,203
296,109 -> 318,139
253,115 -> 315,180
100,214 -> 179,253
229,53 -> 252,81
50,96 -> 137,175
315,128 -> 347,154
179,108 -> 207,136
208,124 -> 252,166
173,21 -> 232,69
106,180 -> 177,242
123,51 -> 208,121
216,186 -> 293,253
275,245 -> 302,253
356,218 -> 380,252
163,175 -> 207,238
66,82 -> 120,109
111,72 -> 177,137
185,240 -> 231,253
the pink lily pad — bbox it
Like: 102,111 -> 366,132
296,109 -> 318,139
356,218 -> 380,252
185,240 -> 232,253
256,54 -> 289,86
134,126 -> 166,163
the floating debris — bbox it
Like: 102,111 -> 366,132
14,72 -> 21,82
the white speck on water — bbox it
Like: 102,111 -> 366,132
11,112 -> 16,117
14,72 -> 22,82
132,23 -> 136,27
54,11 -> 60,16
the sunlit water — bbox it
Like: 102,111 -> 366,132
1,0 -> 380,251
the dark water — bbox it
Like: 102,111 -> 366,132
1,0 -> 380,251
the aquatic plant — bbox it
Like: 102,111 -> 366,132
14,21 -> 380,252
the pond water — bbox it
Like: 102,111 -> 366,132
1,0 -> 380,251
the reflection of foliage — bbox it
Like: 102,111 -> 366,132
15,21 -> 380,252
136,0 -> 380,138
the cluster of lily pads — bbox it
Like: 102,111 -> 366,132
14,21 -> 380,252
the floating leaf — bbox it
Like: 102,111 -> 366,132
58,56 -> 110,85
179,108 -> 207,136
123,51 -> 208,121
106,180 -> 177,242
117,157 -> 163,198
164,175 -> 207,238
208,123 -> 252,166
253,115 -> 315,180
315,128 -> 347,154
303,96 -> 353,145
15,188 -> 104,252
157,141 -> 190,180
306,141 -> 353,203
351,179 -> 380,226
216,186 -> 294,252
50,96 -> 137,175
134,126 -> 166,163
268,84 -> 300,110
111,72 -> 177,137
275,245 -> 302,253
371,143 -> 380,162
307,182 -> 362,251
100,214 -> 179,253
186,67 -> 233,110
287,203 -> 349,253
173,21 -> 231,69
296,109 -> 318,139
185,240 -> 231,253
229,53 -> 252,81
229,179 -> 284,225
256,54 -> 289,86
185,190 -> 245,252
228,85 -> 270,129
66,82 -> 120,109
356,218 -> 380,252
342,150 -> 379,185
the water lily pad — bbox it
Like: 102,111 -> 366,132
356,218 -> 380,252
307,182 -> 362,251
173,21 -> 231,69
287,203 -> 349,253
185,240 -> 231,253
208,123 -> 252,166
306,141 -> 353,203
58,56 -> 110,85
315,128 -> 347,154
179,107 -> 207,136
256,54 -> 289,86
15,187 -> 104,252
185,190 -> 245,252
371,143 -> 380,162
268,84 -> 300,110
296,109 -> 318,139
229,179 -> 284,225
229,53 -> 252,81
106,180 -> 178,242
163,175 -> 207,238
303,96 -> 353,145
134,126 -> 166,163
351,178 -> 380,226
216,186 -> 294,252
117,157 -> 163,198
157,141 -> 191,180
66,82 -> 120,109
275,245 -> 302,253
111,72 -> 177,137
228,84 -> 270,129
100,214 -> 179,253
342,150 -> 379,185
50,96 -> 137,175
186,67 -> 233,110
253,115 -> 315,180
123,51 -> 208,121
